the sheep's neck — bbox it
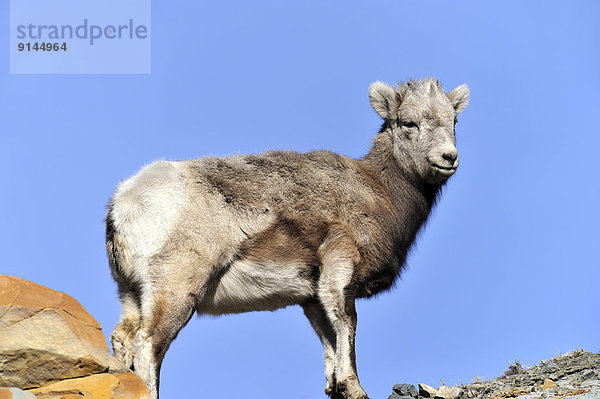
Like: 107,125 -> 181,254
360,130 -> 442,255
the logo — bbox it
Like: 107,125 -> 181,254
10,0 -> 151,74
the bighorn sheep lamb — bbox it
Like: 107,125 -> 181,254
106,77 -> 469,399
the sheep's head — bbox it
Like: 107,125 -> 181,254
369,78 -> 469,184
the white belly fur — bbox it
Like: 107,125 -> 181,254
203,259 -> 315,315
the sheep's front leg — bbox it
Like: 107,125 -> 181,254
302,303 -> 338,397
320,291 -> 365,399
317,227 -> 368,399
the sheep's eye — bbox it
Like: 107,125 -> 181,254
401,120 -> 418,129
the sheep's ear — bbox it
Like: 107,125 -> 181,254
447,84 -> 470,114
369,81 -> 398,120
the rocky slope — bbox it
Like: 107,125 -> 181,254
388,350 -> 599,399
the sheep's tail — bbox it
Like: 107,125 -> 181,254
105,200 -> 131,282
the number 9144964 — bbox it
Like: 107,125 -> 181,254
18,42 -> 67,51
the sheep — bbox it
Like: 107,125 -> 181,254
105,77 -> 469,399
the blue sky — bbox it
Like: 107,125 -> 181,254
1,1 -> 599,398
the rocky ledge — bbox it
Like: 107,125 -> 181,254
388,350 -> 599,399
0,275 -> 149,399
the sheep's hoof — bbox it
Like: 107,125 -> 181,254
325,384 -> 344,399
336,379 -> 369,399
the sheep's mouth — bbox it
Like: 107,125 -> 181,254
431,163 -> 457,175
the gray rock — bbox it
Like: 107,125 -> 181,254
389,351 -> 600,399
388,394 -> 412,399
419,383 -> 438,398
435,385 -> 462,399
393,383 -> 418,398
542,362 -> 559,373
580,369 -> 596,381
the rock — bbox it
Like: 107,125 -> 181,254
419,383 -> 438,398
0,276 -> 126,389
541,378 -> 557,391
559,388 -> 590,398
542,362 -> 559,373
112,372 -> 151,399
409,351 -> 600,399
388,394 -> 411,399
393,383 -> 418,398
27,373 -> 119,398
435,386 -> 462,399
0,388 -> 36,399
502,361 -> 524,377
580,369 -> 596,381
502,386 -> 532,397
0,277 -> 149,398
27,372 -> 149,399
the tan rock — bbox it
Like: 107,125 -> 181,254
28,373 -> 119,399
0,276 -> 125,389
0,388 -> 36,399
419,383 -> 438,398
501,386 -> 532,397
541,378 -> 557,391
27,373 -> 149,399
0,276 -> 99,329
112,372 -> 151,399
556,389 -> 589,399
435,385 -> 462,399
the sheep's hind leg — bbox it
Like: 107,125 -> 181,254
110,278 -> 141,369
131,283 -> 197,399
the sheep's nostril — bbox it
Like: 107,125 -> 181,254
442,151 -> 458,164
